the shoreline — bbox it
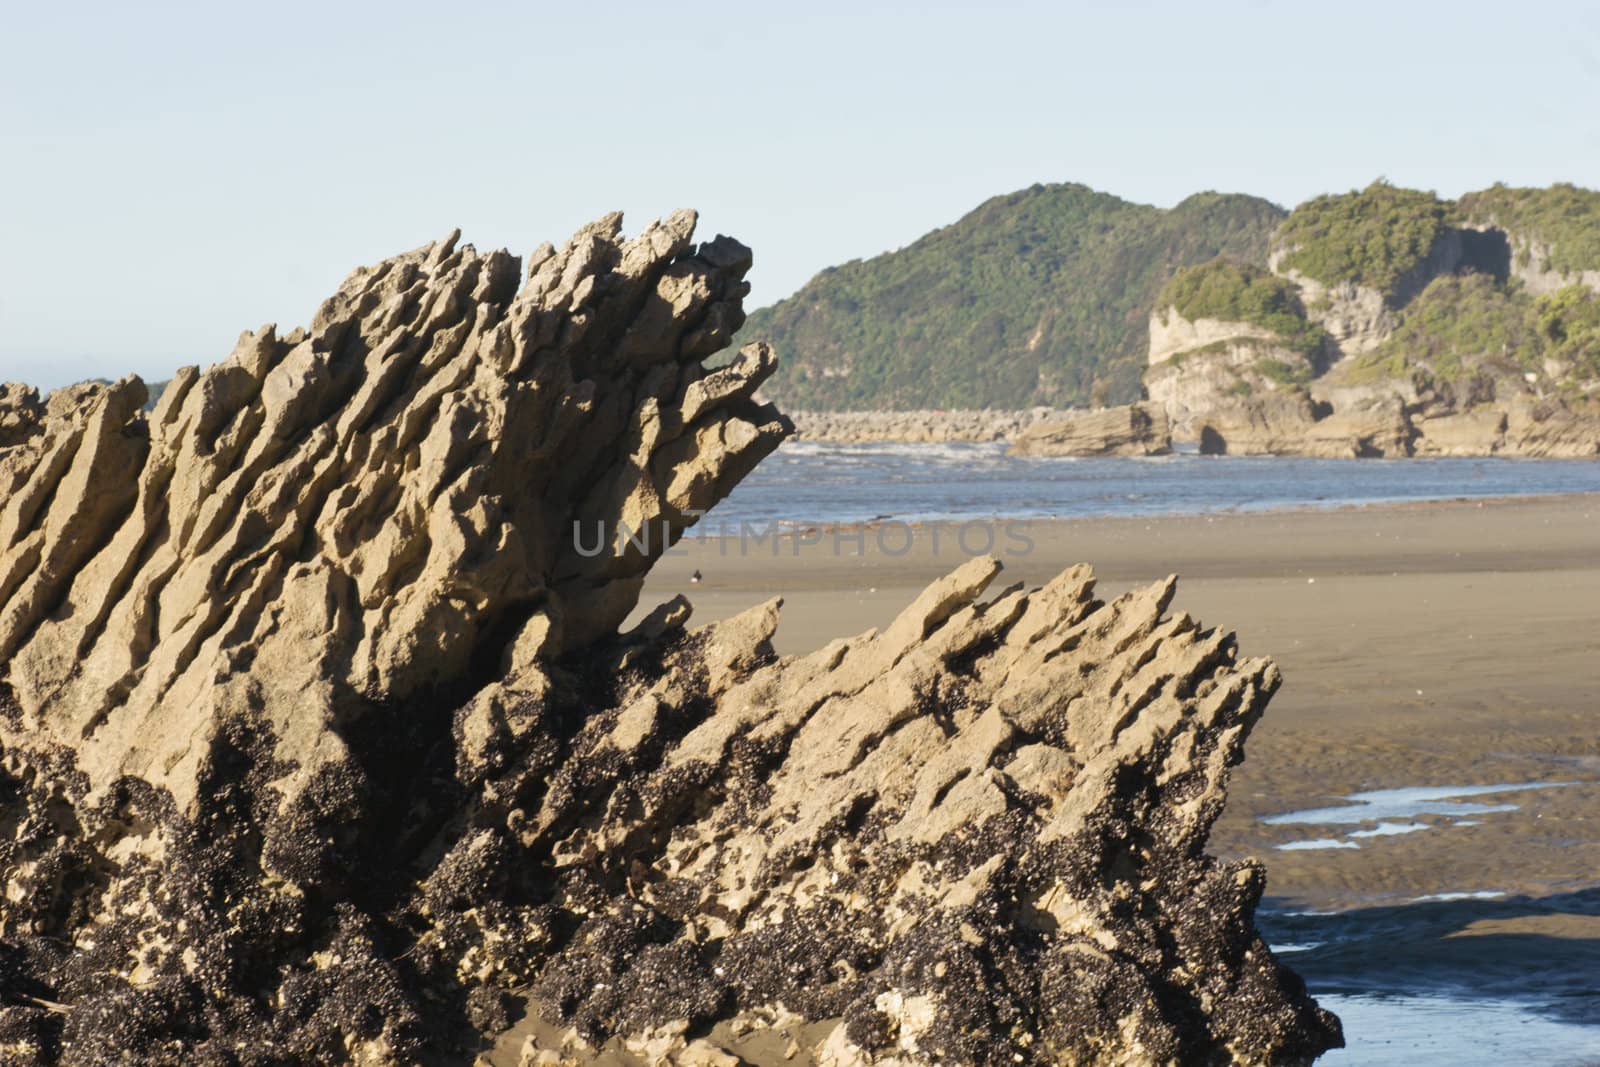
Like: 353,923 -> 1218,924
686,487 -> 1600,535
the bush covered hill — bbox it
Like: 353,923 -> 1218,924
1332,275 -> 1600,395
1270,181 -> 1454,299
1168,180 -> 1600,403
49,182 -> 1600,416
746,179 -> 1600,412
740,184 -> 1287,410
1155,259 -> 1326,356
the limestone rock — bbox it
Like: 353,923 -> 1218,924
1143,217 -> 1600,458
1301,396 -> 1416,458
0,217 -> 1338,1065
1269,227 -> 1463,355
1194,392 -> 1323,456
0,383 -> 45,449
1482,228 -> 1600,297
1195,392 -> 1422,458
494,560 -> 1339,1066
1146,309 -> 1279,367
0,215 -> 786,821
1005,403 -> 1172,457
1275,270 -> 1394,356
1502,397 -> 1600,457
1145,338 -> 1321,440
1413,409 -> 1509,457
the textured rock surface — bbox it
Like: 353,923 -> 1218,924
1502,397 -> 1600,457
1268,229 -> 1462,356
496,559 -> 1338,1065
1271,271 -> 1393,356
1193,393 -> 1327,457
0,213 -> 783,819
0,216 -> 1339,1065
1412,409 -> 1509,457
1006,404 -> 1172,457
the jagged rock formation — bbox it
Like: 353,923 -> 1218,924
1005,404 -> 1172,457
0,212 -> 781,816
0,216 -> 1339,1065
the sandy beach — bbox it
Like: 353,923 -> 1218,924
634,494 -> 1600,908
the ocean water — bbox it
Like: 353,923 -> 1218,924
1262,885 -> 1600,1066
704,441 -> 1600,528
1313,994 -> 1600,1066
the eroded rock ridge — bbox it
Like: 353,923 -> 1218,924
0,216 -> 1337,1065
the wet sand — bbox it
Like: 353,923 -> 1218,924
633,494 -> 1600,908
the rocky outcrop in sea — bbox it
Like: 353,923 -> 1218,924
1006,403 -> 1172,457
0,215 -> 1339,1065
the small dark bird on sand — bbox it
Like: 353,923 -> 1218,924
690,570 -> 703,583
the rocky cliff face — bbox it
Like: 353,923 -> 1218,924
1271,270 -> 1394,356
1146,310 -> 1279,366
1143,310 -> 1316,439
0,216 -> 1338,1065
1508,236 -> 1600,296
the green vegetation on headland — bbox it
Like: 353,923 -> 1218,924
1336,276 -> 1600,390
740,184 -> 1286,409
745,178 -> 1600,412
1457,183 -> 1600,277
1534,284 -> 1600,381
1272,180 -> 1451,299
1252,356 -> 1314,387
1156,258 -> 1326,355
1338,273 -> 1539,384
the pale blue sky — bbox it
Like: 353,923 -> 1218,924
4,0 -> 1599,390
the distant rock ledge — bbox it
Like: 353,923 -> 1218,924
785,408 -> 1063,443
785,406 -> 1174,456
